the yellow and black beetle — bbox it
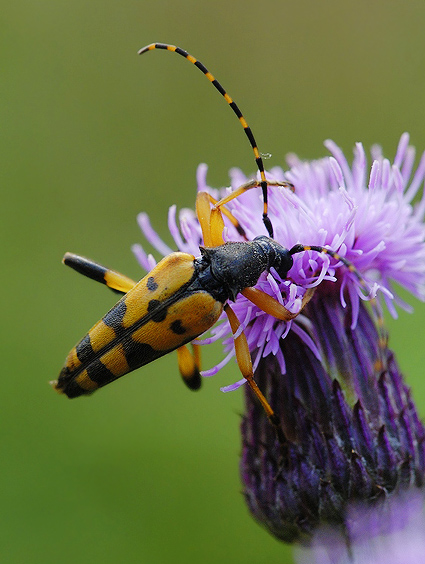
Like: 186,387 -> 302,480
53,44 -> 379,432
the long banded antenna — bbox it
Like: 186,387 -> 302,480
138,42 -> 274,238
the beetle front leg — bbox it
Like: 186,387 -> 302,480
214,179 -> 294,210
241,286 -> 316,321
196,191 -> 226,247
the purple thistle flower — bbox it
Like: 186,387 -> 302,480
133,134 -> 425,560
295,490 -> 425,564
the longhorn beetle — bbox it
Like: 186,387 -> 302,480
53,43 -> 384,434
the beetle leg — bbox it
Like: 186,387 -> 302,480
241,286 -> 316,321
176,344 -> 202,391
63,252 -> 137,294
196,192 -> 214,247
203,193 -> 248,240
214,179 -> 294,211
196,191 -> 226,247
210,206 -> 225,246
224,303 -> 284,441
192,343 -> 201,373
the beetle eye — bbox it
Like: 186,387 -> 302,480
276,254 -> 293,280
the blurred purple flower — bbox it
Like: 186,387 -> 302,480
133,134 -> 425,561
296,490 -> 425,564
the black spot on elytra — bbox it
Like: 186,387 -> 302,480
103,299 -> 127,328
147,276 -> 158,291
59,379 -> 91,399
123,338 -> 158,369
76,335 -> 94,364
56,366 -> 72,391
86,359 -> 115,386
170,319 -> 186,335
147,299 -> 167,322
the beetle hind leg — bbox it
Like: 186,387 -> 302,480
177,344 -> 202,391
63,252 -> 137,294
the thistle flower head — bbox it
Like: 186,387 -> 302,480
133,134 -> 425,555
133,133 -> 425,385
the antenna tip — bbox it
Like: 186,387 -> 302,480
137,44 -> 153,55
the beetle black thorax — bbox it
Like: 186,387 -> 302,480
194,236 -> 294,302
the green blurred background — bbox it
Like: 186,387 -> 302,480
2,1 -> 425,563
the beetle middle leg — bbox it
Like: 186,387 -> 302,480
224,303 -> 284,442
